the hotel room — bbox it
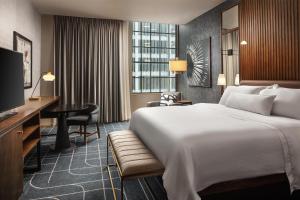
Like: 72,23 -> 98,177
0,0 -> 300,199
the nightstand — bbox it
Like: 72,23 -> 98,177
177,100 -> 193,105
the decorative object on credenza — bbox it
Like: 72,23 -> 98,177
13,31 -> 33,89
186,37 -> 211,87
29,72 -> 55,101
169,57 -> 187,74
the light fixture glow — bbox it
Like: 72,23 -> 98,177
42,72 -> 55,81
240,40 -> 248,45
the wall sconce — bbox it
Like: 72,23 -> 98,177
240,40 -> 247,45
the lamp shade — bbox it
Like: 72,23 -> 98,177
42,72 -> 55,81
235,74 -> 240,85
169,58 -> 187,73
217,74 -> 226,86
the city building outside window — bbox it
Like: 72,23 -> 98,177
132,22 -> 178,93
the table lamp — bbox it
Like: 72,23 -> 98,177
29,71 -> 55,101
169,57 -> 187,74
235,74 -> 240,85
217,74 -> 226,94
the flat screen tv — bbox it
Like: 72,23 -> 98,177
0,47 -> 24,115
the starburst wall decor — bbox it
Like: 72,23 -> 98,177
186,37 -> 211,87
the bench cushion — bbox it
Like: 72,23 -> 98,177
108,130 -> 164,177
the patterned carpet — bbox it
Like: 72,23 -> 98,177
20,122 -> 167,200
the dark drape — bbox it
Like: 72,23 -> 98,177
54,16 -> 123,123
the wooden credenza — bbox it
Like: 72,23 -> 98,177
0,96 -> 59,200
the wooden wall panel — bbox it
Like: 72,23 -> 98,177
239,0 -> 300,81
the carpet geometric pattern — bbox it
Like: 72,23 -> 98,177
20,122 -> 167,200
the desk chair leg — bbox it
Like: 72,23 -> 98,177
96,123 -> 100,138
83,126 -> 87,143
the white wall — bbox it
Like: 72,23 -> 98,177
0,0 -> 41,100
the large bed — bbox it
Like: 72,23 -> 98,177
129,81 -> 300,200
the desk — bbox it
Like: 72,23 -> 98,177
0,96 -> 59,200
46,104 -> 89,151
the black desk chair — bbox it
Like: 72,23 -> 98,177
66,104 -> 100,143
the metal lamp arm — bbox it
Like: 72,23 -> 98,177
30,73 -> 44,98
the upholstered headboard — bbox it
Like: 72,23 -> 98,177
240,80 -> 300,89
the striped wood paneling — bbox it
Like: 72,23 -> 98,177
239,0 -> 300,81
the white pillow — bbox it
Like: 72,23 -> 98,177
225,93 -> 276,116
219,86 -> 267,105
260,88 -> 300,119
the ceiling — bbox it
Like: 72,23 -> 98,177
32,0 -> 224,24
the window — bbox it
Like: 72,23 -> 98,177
132,22 -> 177,93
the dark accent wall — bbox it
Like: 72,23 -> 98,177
240,0 -> 300,81
178,0 -> 239,103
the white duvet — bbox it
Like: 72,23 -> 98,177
129,103 -> 300,200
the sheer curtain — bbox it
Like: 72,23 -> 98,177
222,30 -> 239,86
119,21 -> 131,120
54,16 -> 131,123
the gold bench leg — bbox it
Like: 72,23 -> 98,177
107,136 -> 121,200
107,163 -> 118,200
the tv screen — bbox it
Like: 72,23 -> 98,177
0,47 -> 25,113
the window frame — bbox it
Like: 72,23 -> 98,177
132,22 -> 179,94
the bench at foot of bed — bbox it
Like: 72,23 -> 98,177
107,130 -> 164,200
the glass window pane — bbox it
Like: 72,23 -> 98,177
151,63 -> 160,77
169,24 -> 176,33
132,77 -> 141,93
160,48 -> 168,62
161,64 -> 169,77
142,22 -> 151,32
151,33 -> 160,47
142,32 -> 150,47
151,48 -> 160,63
169,49 -> 176,60
151,78 -> 160,92
160,34 -> 169,48
142,63 -> 150,77
169,34 -> 176,48
160,24 -> 168,33
133,63 -> 141,77
151,23 -> 159,32
132,32 -> 141,47
133,22 -> 141,32
170,78 -> 176,91
161,78 -> 170,92
142,77 -> 151,92
142,48 -> 151,62
132,47 -> 141,62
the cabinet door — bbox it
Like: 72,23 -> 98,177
0,126 -> 23,200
